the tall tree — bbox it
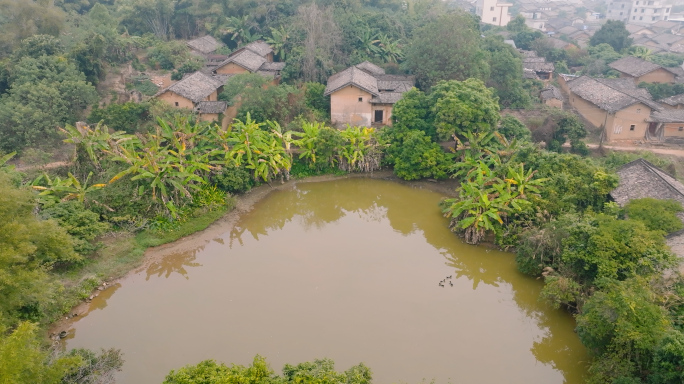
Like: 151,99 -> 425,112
0,0 -> 65,57
590,20 -> 632,52
117,0 -> 176,40
292,3 -> 342,83
404,11 -> 488,88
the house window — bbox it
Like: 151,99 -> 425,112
641,8 -> 645,12
175,102 -> 179,107
679,126 -> 683,131
615,125 -> 622,134
630,124 -> 636,131
648,1 -> 653,4
493,17 -> 497,21
621,3 -> 624,7
666,8 -> 670,13
640,16 -> 643,20
637,108 -> 641,113
358,97 -> 363,102
633,16 -> 636,19
490,6 -> 495,10
620,11 -> 623,15
636,1 -> 639,4
374,110 -> 384,123
652,16 -> 656,20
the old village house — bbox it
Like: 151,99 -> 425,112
324,62 -> 415,127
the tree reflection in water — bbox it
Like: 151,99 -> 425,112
145,247 -> 204,280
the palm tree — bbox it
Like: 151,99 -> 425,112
374,34 -> 404,63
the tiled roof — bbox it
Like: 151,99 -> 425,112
260,62 -> 286,71
523,68 -> 540,79
523,57 -> 555,72
155,71 -> 224,103
324,66 -> 380,96
540,85 -> 563,100
195,101 -> 227,114
660,93 -> 684,107
375,74 -> 415,93
611,158 -> 684,206
216,49 -> 267,73
557,26 -> 579,35
650,109 -> 684,123
567,76 -> 660,112
651,33 -> 684,46
240,41 -> 273,57
186,36 -> 224,54
608,56 -> 663,77
355,61 -> 385,75
324,65 -> 415,105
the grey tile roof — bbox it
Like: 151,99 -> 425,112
651,33 -> 684,46
324,65 -> 415,105
547,37 -> 573,49
523,57 -> 555,72
195,101 -> 227,114
660,93 -> 684,107
375,74 -> 415,92
355,61 -> 385,75
186,36 -> 224,54
650,109 -> 684,123
609,56 -> 663,77
540,85 -> 563,101
567,76 -> 660,112
523,68 -> 540,79
324,66 -> 380,96
155,71 -> 225,103
216,49 -> 267,73
370,92 -> 405,104
557,26 -> 579,35
260,62 -> 286,71
611,158 -> 684,206
240,41 -> 273,57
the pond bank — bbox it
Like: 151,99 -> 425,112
50,170 -> 459,336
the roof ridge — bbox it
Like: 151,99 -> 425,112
632,158 -> 684,199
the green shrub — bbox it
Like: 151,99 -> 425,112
211,166 -> 254,194
625,198 -> 683,234
88,102 -> 150,133
41,201 -> 110,256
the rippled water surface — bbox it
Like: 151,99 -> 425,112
64,178 -> 587,383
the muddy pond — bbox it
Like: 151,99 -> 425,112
63,178 -> 587,383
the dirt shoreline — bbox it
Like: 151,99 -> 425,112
49,171 -> 459,336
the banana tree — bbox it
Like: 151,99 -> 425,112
265,26 -> 290,60
61,122 -> 136,168
339,125 -> 381,172
292,121 -> 322,167
32,172 -> 107,206
0,152 -> 16,169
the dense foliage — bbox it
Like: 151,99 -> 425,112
164,355 -> 371,384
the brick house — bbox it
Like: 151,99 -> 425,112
213,40 -> 285,84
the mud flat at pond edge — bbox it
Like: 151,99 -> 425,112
53,174 -> 587,384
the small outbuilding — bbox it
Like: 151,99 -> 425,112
540,85 -> 563,108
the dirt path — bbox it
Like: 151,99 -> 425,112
586,143 -> 684,158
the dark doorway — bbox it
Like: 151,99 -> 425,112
374,110 -> 384,123
649,122 -> 658,137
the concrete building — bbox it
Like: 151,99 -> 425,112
628,0 -> 672,24
324,62 -> 414,128
476,0 -> 512,26
607,0 -> 633,21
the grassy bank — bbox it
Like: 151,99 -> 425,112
50,202 -> 234,324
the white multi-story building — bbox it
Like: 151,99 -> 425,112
629,0 -> 672,23
606,0 -> 632,21
476,0 -> 513,26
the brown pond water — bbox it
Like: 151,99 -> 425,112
63,178 -> 587,384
